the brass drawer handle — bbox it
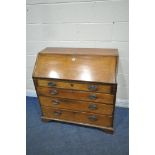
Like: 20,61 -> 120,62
48,82 -> 56,87
50,90 -> 58,95
88,115 -> 97,121
53,111 -> 62,116
88,85 -> 97,91
88,103 -> 97,110
52,99 -> 60,105
88,94 -> 97,100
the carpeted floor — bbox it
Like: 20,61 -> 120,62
26,96 -> 129,155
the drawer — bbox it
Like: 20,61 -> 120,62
37,79 -> 113,93
41,106 -> 113,127
37,87 -> 114,104
39,96 -> 114,115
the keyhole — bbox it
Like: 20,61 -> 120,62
70,84 -> 74,87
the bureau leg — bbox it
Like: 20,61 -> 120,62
100,128 -> 114,134
41,117 -> 51,123
103,129 -> 113,134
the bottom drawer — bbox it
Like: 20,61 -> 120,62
41,106 -> 113,127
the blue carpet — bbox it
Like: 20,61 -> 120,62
26,96 -> 129,155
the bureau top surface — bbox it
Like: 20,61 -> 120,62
33,48 -> 118,83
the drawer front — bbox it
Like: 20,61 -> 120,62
42,106 -> 113,127
39,96 -> 114,115
37,87 -> 114,104
37,79 -> 113,93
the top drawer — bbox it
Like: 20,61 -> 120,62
37,79 -> 114,94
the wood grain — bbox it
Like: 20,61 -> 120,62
33,48 -> 118,83
41,106 -> 113,127
37,87 -> 114,104
32,47 -> 118,133
40,47 -> 118,56
37,79 -> 113,93
39,96 -> 114,115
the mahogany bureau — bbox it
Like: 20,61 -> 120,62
32,47 -> 118,133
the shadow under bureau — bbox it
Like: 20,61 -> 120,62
32,47 -> 118,133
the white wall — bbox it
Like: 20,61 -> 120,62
26,0 -> 129,107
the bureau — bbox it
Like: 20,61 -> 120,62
32,47 -> 118,133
